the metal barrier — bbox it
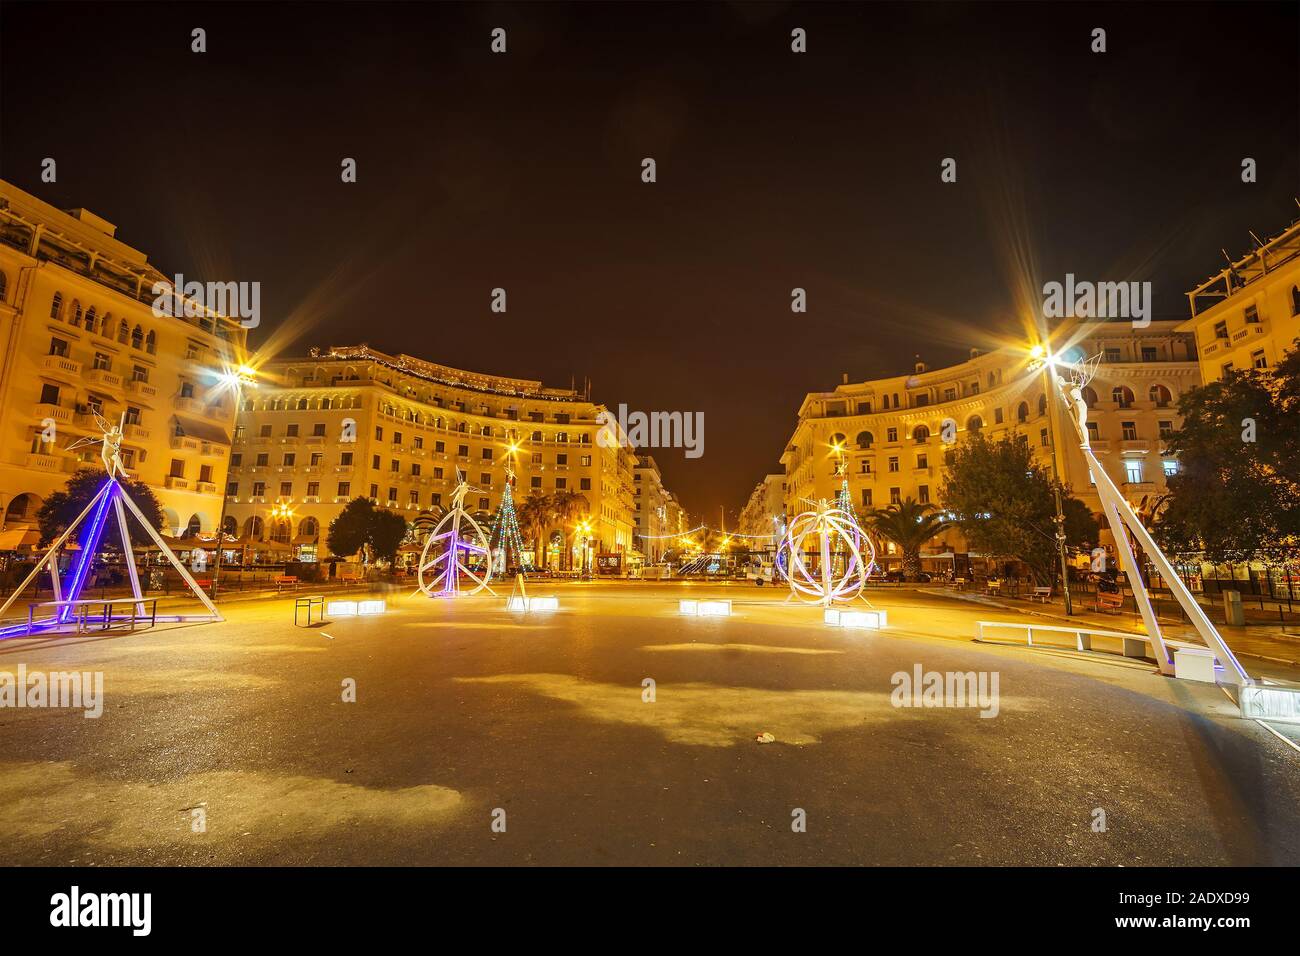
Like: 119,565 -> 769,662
294,594 -> 326,627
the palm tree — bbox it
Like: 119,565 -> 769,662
517,494 -> 553,569
868,498 -> 953,582
549,490 -> 590,570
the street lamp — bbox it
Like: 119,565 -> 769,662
210,363 -> 258,597
1031,342 -> 1074,615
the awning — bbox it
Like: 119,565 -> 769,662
292,535 -> 319,546
0,528 -> 40,551
172,415 -> 230,444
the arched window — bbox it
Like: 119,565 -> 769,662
184,514 -> 202,537
1149,384 -> 1172,408
85,306 -> 97,331
145,330 -> 156,354
50,292 -> 63,319
988,372 -> 996,388
131,325 -> 144,349
117,319 -> 129,343
70,300 -> 83,328
100,312 -> 112,336
1082,386 -> 1098,408
1037,394 -> 1047,416
966,415 -> 983,433
297,517 -> 320,538
0,271 -> 9,301
1016,402 -> 1029,423
912,425 -> 930,444
297,398 -> 308,410
222,515 -> 238,536
1112,386 -> 1135,408
1291,284 -> 1300,317
269,520 -> 291,544
855,430 -> 874,449
829,432 -> 847,449
243,516 -> 264,539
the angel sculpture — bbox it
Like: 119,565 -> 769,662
65,411 -> 129,477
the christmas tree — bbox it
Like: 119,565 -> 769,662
488,468 -> 531,573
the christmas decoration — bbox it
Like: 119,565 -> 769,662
777,497 -> 875,606
487,439 -> 531,573
0,412 -> 221,637
417,469 -> 496,597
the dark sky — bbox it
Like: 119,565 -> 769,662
3,1 -> 1297,522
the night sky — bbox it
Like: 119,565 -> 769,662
2,1 -> 1296,522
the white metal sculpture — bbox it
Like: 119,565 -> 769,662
0,412 -> 221,636
417,469 -> 496,597
778,497 -> 875,606
1041,350 -> 1251,685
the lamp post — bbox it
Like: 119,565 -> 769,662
210,364 -> 257,598
1032,343 -> 1074,615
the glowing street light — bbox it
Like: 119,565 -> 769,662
1029,337 -> 1074,615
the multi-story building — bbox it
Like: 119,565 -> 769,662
0,180 -> 244,551
738,473 -> 786,541
1180,214 -> 1300,383
633,455 -> 671,564
777,320 -> 1200,564
224,345 -> 639,566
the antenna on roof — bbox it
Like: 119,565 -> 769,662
1248,230 -> 1265,249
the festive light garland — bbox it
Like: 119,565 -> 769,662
488,473 -> 532,572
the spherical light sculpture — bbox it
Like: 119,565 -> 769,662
778,498 -> 874,606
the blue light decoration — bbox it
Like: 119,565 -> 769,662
57,477 -> 117,623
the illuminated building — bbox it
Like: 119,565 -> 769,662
223,346 -> 641,564
777,321 -> 1200,565
0,179 -> 244,550
1180,214 -> 1300,382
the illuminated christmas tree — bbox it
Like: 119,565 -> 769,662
489,440 -> 532,573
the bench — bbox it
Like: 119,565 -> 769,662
1030,586 -> 1053,603
274,575 -> 300,592
294,594 -> 325,627
976,619 -> 1216,669
954,577 -> 967,591
984,580 -> 1001,596
1095,591 -> 1124,614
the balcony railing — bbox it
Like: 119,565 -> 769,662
84,368 -> 123,390
164,475 -> 190,490
41,354 -> 82,379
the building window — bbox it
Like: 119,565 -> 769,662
1213,321 -> 1229,340
556,477 -> 567,489
286,423 -> 299,437
259,424 -> 272,437
1244,304 -> 1259,324
256,453 -> 269,466
886,427 -> 898,443
994,408 -> 1004,424
39,383 -> 59,405
338,481 -> 351,497
230,453 -> 243,467
478,497 -> 490,511
282,453 -> 295,466
888,456 -> 899,473
889,487 -> 901,505
307,481 -> 320,496
1251,349 -> 1267,369
580,477 -> 591,491
1162,460 -> 1178,477
169,459 -> 185,478
280,481 -> 292,497
340,452 -> 353,466
861,489 -> 873,507
1039,428 -> 1049,448
1104,347 -> 1122,363
252,481 -> 266,497
916,453 -> 928,468
1121,422 -> 1137,441
1123,460 -> 1144,484
92,352 -> 111,371
1221,362 -> 1234,381
918,484 -> 930,504
1158,420 -> 1174,439
48,336 -> 68,356
227,481 -> 238,497
531,477 -> 542,489
1141,346 -> 1158,362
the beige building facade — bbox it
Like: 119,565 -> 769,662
225,346 -> 640,565
1180,214 -> 1300,382
779,320 -> 1201,558
738,473 -> 786,541
0,180 -> 244,549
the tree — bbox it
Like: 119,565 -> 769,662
517,494 -> 553,568
941,432 -> 1099,584
549,489 -> 590,569
868,498 -> 953,581
326,497 -> 409,564
36,468 -> 164,547
1154,348 -> 1300,562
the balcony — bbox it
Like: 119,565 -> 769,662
41,354 -> 82,380
173,396 -> 201,415
199,441 -> 225,457
125,379 -> 157,401
1088,439 -> 1111,453
304,435 -> 326,445
24,451 -> 65,473
84,368 -> 123,390
164,475 -> 190,490
334,465 -> 355,475
34,402 -> 72,424
1120,440 -> 1150,454
123,423 -> 150,442
195,481 -> 218,495
170,435 -> 201,452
